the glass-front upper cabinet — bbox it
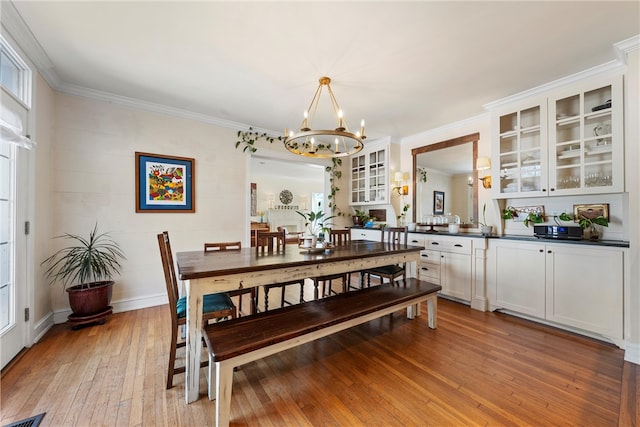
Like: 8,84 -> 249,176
492,99 -> 548,198
350,141 -> 389,205
548,75 -> 623,195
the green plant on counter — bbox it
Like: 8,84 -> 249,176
523,211 -> 545,227
553,212 -> 574,225
502,206 -> 519,220
578,214 -> 609,230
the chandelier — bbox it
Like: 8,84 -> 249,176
284,76 -> 365,158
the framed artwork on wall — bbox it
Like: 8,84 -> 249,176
433,191 -> 445,215
135,152 -> 195,213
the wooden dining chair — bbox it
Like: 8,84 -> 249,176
255,230 -> 305,311
204,241 -> 256,316
360,226 -> 408,288
312,229 -> 352,299
158,231 -> 236,389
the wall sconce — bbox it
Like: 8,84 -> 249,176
476,157 -> 492,189
393,171 -> 409,195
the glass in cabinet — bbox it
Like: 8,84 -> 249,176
350,144 -> 388,205
548,75 -> 623,195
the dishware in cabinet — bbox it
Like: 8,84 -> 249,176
349,140 -> 391,205
491,98 -> 548,198
548,75 -> 623,195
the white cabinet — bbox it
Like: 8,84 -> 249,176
493,241 -> 546,317
491,74 -> 623,198
349,141 -> 389,205
548,75 -> 624,195
350,227 -> 382,242
492,98 -> 548,198
418,235 -> 472,301
489,239 -> 624,341
545,245 -> 623,339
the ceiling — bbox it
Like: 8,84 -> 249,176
6,1 -> 640,142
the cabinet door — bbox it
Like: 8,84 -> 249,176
349,143 -> 389,205
548,75 -> 623,195
350,153 -> 366,204
441,253 -> 471,301
492,99 -> 548,198
494,242 -> 546,317
545,245 -> 623,339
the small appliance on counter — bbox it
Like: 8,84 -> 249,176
534,225 -> 582,240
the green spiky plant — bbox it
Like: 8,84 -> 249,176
42,223 -> 126,290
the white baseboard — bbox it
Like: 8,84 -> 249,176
625,342 -> 640,365
32,312 -> 54,343
52,292 -> 168,324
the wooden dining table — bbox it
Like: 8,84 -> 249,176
176,239 -> 423,403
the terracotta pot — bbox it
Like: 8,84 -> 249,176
66,280 -> 113,316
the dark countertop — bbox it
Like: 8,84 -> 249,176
349,226 -> 629,248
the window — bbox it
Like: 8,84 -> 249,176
0,36 -> 32,107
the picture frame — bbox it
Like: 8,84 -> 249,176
135,152 -> 195,213
433,191 -> 445,215
573,203 -> 609,222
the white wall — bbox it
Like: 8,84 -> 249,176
44,93 -> 247,317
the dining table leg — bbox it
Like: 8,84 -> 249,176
186,280 -> 203,403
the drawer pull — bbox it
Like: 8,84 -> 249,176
454,244 -> 463,247
431,242 -> 439,246
411,240 -> 419,243
421,267 -> 429,271
421,254 -> 429,258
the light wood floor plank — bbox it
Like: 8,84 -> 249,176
2,299 -> 636,426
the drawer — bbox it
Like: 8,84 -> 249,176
426,238 -> 472,254
420,249 -> 441,263
418,261 -> 440,283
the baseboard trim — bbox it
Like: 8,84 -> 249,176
625,342 -> 640,365
52,293 -> 168,324
33,312 -> 55,343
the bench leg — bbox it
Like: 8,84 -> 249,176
426,295 -> 437,329
208,352 -> 216,401
215,361 -> 234,427
406,302 -> 421,319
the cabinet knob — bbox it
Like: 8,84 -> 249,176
548,250 -> 552,253
542,188 -> 547,192
539,249 -> 543,253
550,188 -> 555,192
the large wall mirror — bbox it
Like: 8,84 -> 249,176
411,132 -> 479,227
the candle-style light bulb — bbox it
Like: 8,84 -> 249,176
302,110 -> 309,129
335,137 -> 340,153
337,109 -> 344,128
360,119 -> 365,138
310,137 -> 315,153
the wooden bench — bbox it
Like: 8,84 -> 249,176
202,278 -> 441,427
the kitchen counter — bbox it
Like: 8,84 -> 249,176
348,226 -> 629,248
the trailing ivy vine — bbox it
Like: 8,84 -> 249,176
235,127 -> 283,153
235,128 -> 344,217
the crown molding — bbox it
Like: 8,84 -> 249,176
614,34 -> 640,62
401,112 -> 489,144
1,1 -> 60,88
57,81 -> 258,132
483,59 -> 626,111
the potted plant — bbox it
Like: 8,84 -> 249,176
501,206 -> 519,220
296,203 -> 335,246
352,209 -> 371,227
578,214 -> 609,240
42,224 -> 125,322
523,211 -> 545,227
478,203 -> 492,236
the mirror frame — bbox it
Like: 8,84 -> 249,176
411,132 -> 479,228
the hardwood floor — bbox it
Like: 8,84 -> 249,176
2,291 -> 637,426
